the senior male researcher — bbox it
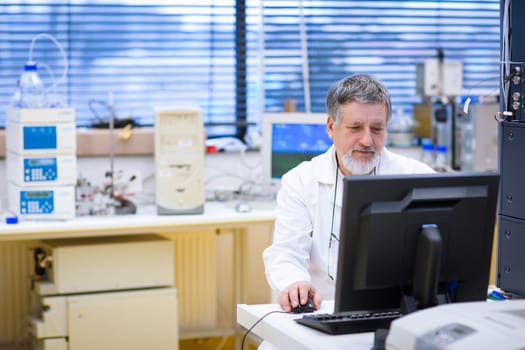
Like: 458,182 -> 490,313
263,73 -> 435,314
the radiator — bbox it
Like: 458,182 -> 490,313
167,230 -> 218,334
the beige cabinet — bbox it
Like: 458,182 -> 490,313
28,235 -> 178,350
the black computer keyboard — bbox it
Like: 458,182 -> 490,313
294,309 -> 403,335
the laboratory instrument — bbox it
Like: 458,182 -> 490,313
29,235 -> 178,350
386,300 -> 525,350
498,0 -> 525,297
6,108 -> 76,220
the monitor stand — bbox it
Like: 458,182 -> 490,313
401,224 -> 449,314
377,224 -> 450,350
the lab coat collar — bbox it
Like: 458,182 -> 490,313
314,145 -> 339,185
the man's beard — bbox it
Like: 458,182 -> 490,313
341,146 -> 381,175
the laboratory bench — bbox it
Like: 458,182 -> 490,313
0,201 -> 276,347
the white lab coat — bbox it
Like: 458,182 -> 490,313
262,145 -> 435,301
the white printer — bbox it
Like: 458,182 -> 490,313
386,300 -> 525,350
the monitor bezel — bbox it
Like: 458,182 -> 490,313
334,172 -> 500,314
261,112 -> 330,191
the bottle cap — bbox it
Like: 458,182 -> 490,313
24,61 -> 38,71
436,145 -> 448,152
5,216 -> 19,224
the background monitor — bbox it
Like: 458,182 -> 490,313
334,172 -> 500,314
261,113 -> 333,190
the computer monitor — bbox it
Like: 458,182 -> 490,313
334,172 -> 500,315
261,113 -> 333,189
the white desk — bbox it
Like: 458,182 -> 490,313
237,302 -> 375,350
0,201 -> 275,241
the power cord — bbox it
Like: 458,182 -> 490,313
241,310 -> 288,350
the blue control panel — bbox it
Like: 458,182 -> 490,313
20,190 -> 54,214
23,126 -> 58,150
23,157 -> 58,182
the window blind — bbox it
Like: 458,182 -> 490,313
249,0 -> 501,119
1,1 -> 501,136
0,1 -> 238,136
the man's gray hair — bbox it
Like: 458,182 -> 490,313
325,73 -> 392,126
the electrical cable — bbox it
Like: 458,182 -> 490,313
89,99 -> 108,123
239,147 -> 261,171
461,74 -> 501,114
241,310 -> 288,350
501,0 -> 511,111
213,335 -> 229,350
203,147 -> 268,202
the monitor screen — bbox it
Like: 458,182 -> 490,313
334,172 -> 500,314
261,113 -> 333,189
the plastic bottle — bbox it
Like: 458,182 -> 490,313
12,61 -> 45,108
421,143 -> 435,166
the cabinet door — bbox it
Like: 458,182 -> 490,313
500,122 -> 525,219
68,288 -> 178,350
498,216 -> 525,295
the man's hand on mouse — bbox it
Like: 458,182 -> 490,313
278,280 -> 322,312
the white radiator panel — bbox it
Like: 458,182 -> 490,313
168,230 -> 218,333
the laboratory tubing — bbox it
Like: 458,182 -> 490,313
11,33 -> 69,109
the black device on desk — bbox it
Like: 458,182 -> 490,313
291,298 -> 315,313
295,172 -> 500,336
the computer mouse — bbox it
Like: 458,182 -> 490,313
291,298 -> 315,313
235,202 -> 252,213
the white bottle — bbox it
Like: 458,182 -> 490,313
13,61 -> 45,108
435,145 -> 449,170
421,143 -> 435,166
